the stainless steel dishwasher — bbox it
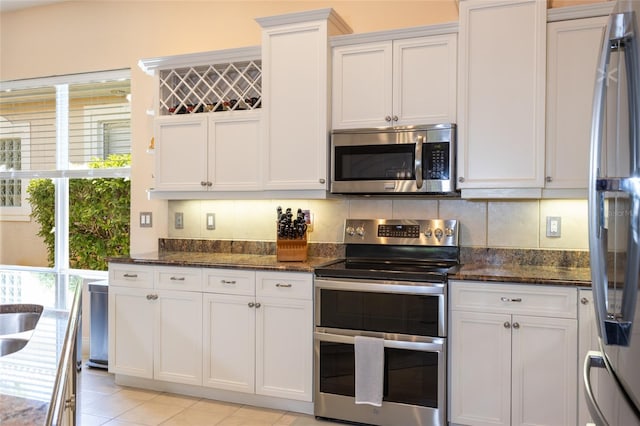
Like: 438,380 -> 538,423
87,280 -> 108,369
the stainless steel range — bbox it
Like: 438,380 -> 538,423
314,219 -> 459,426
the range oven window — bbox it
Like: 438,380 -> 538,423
319,289 -> 440,337
318,341 -> 439,408
334,144 -> 415,181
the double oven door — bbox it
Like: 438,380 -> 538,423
314,277 -> 447,426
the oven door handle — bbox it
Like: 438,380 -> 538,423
314,278 -> 445,295
315,329 -> 445,353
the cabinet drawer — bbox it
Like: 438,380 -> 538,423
256,271 -> 312,300
450,280 -> 577,319
109,263 -> 153,288
155,266 -> 202,292
203,269 -> 255,295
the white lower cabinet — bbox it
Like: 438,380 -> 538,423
202,269 -> 313,402
449,281 -> 578,426
109,264 -> 203,385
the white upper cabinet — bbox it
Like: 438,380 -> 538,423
153,112 -> 262,192
257,9 -> 351,192
545,16 -> 607,197
332,31 -> 457,129
457,0 -> 547,198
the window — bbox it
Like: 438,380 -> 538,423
0,120 -> 30,220
0,69 -> 131,307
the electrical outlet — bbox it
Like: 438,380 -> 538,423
175,212 -> 184,229
546,216 -> 561,238
206,213 -> 215,230
302,209 -> 313,232
140,212 -> 153,228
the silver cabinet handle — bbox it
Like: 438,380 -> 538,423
503,322 -> 511,329
458,176 -> 465,183
248,302 -> 255,308
123,273 -> 138,278
546,176 -> 553,183
392,115 -> 398,122
201,181 -> 207,186
146,294 -> 158,300
581,297 -> 590,305
276,283 -> 292,288
415,135 -> 423,190
501,297 -> 522,303
319,178 -> 326,184
512,322 -> 520,329
170,277 -> 185,281
207,181 -> 212,187
255,303 -> 261,309
583,351 -> 609,426
385,115 -> 392,122
221,280 -> 236,285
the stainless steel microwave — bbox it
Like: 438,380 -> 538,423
330,124 -> 457,195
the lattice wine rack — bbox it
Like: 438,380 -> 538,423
158,60 -> 262,115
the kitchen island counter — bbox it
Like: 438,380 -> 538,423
110,251 -> 339,272
0,295 -> 77,425
451,263 -> 591,287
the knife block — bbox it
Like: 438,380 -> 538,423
276,235 -> 308,262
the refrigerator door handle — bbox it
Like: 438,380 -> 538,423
590,8 -> 640,347
584,351 -> 610,426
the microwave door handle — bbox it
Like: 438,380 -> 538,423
415,136 -> 423,189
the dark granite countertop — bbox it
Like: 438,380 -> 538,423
451,263 -> 592,287
112,250 -> 592,287
109,251 -> 339,273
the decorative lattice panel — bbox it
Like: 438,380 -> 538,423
159,60 -> 262,115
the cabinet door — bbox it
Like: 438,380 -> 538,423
393,35 -> 457,126
511,315 -> 577,426
154,115 -> 208,191
255,296 -> 313,401
154,289 -> 203,385
457,0 -> 546,193
202,293 -> 255,393
261,20 -> 330,191
545,17 -> 607,193
108,286 -> 154,378
209,112 -> 262,191
449,311 -> 512,426
332,41 -> 393,129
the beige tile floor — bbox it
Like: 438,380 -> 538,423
78,365 -> 338,426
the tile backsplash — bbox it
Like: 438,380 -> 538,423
167,198 -> 589,250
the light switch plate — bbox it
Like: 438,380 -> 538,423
546,216 -> 561,238
206,213 -> 215,230
175,212 -> 184,229
140,212 -> 153,228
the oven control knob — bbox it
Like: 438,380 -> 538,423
434,228 -> 444,241
346,226 -> 356,236
355,226 -> 366,237
424,228 -> 433,238
445,227 -> 454,237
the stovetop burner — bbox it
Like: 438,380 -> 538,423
315,219 -> 460,283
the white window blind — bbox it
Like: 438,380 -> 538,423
0,69 -> 131,180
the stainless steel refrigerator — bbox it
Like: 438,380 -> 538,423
586,0 -> 640,424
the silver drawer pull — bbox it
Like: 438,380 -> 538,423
255,302 -> 261,308
276,283 -> 292,288
123,273 -> 138,278
248,302 -> 255,308
146,294 -> 158,300
501,297 -> 522,303
221,280 -> 237,285
170,277 -> 185,281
